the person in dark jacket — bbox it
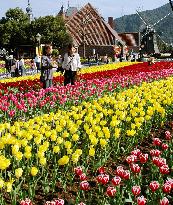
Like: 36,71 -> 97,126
41,45 -> 54,89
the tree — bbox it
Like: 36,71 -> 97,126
0,8 -> 29,49
0,8 -> 72,52
30,15 -> 72,49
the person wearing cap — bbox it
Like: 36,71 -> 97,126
62,44 -> 81,86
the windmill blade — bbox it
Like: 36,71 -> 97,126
153,12 -> 171,27
156,33 -> 168,45
136,10 -> 149,26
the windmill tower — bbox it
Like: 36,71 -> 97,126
26,0 -> 33,23
136,10 -> 172,56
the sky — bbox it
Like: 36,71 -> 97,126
0,0 -> 169,19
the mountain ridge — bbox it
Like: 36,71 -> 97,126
114,3 -> 173,45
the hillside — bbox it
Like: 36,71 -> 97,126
114,3 -> 173,45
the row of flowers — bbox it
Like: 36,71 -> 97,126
0,76 -> 173,203
0,62 -> 172,94
14,126 -> 173,205
0,62 -> 137,85
0,62 -> 173,122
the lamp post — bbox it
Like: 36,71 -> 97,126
36,33 -> 42,55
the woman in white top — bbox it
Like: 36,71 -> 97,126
62,44 -> 81,86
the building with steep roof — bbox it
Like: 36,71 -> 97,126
58,3 -> 124,58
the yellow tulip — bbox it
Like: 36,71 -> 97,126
15,168 -> 23,178
31,167 -> 38,176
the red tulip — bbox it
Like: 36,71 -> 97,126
115,166 -> 124,178
132,186 -> 141,196
139,153 -> 148,164
149,181 -> 160,192
97,174 -> 109,185
153,138 -> 162,146
150,149 -> 161,157
165,131 -> 172,140
162,183 -> 172,193
54,199 -> 64,205
160,197 -> 169,205
137,196 -> 147,205
152,157 -> 166,167
79,173 -> 87,181
112,176 -> 121,186
162,143 -> 169,150
98,166 -> 105,174
160,164 -> 169,175
131,149 -> 141,156
106,186 -> 116,197
130,164 -> 141,174
122,170 -> 131,180
80,181 -> 90,191
20,198 -> 32,205
74,167 -> 83,176
126,155 -> 137,164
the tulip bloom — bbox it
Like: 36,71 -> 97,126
130,164 -> 141,174
79,173 -> 87,181
149,181 -> 160,192
160,164 -> 169,175
162,183 -> 172,193
132,186 -> 141,196
80,181 -> 90,191
106,186 -> 116,197
137,196 -> 147,205
112,176 -> 121,186
162,143 -> 169,150
139,153 -> 148,164
97,174 -> 109,185
165,131 -> 172,140
98,166 -> 105,174
74,167 -> 83,176
153,138 -> 162,146
160,197 -> 169,205
20,198 -> 32,205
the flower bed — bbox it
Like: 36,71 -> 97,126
0,76 -> 173,204
0,62 -> 173,123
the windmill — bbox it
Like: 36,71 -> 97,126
136,9 -> 172,56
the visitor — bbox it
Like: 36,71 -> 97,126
11,58 -> 16,77
15,58 -> 20,77
103,54 -> 108,64
30,59 -> 36,74
62,44 -> 81,86
19,57 -> 25,76
34,54 -> 41,73
57,55 -> 64,74
41,45 -> 54,89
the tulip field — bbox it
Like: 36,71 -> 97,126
0,61 -> 173,205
